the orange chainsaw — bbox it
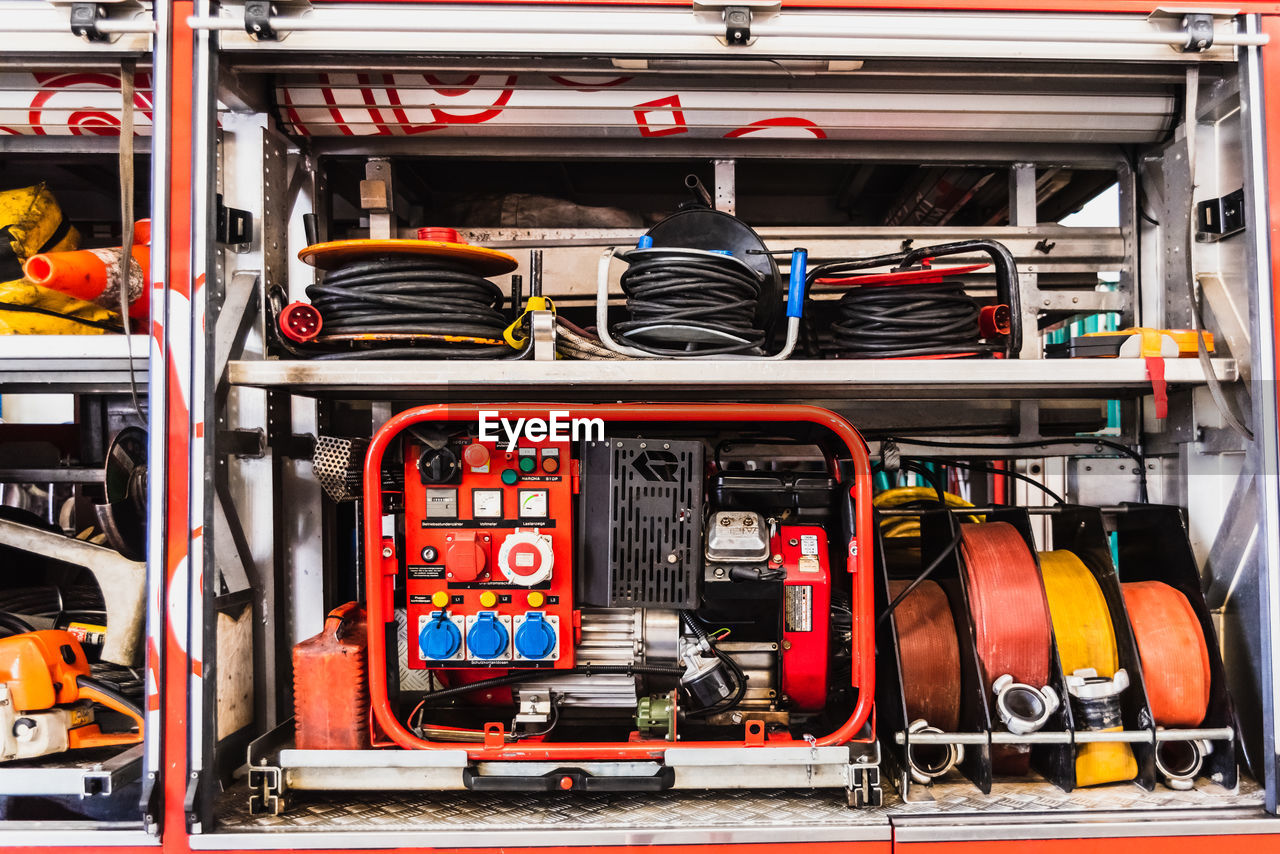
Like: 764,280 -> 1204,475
0,630 -> 143,762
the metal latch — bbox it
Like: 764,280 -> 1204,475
69,3 -> 111,41
1178,13 -> 1215,52
216,195 -> 253,248
724,6 -> 751,44
244,1 -> 279,40
1149,8 -> 1226,53
692,0 -> 779,46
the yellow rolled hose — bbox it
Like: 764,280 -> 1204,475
1038,550 -> 1137,786
875,486 -> 981,538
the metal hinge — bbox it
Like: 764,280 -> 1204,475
140,770 -> 161,835
184,770 -> 203,832
216,195 -> 253,249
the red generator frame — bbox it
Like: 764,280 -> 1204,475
360,403 -> 875,768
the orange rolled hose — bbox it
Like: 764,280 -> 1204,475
23,244 -> 149,320
959,522 -> 1052,775
1039,550 -> 1137,786
889,579 -> 961,733
1122,580 -> 1211,727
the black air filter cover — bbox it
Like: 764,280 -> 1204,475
578,438 -> 704,609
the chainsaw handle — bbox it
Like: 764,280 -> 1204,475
75,675 -> 144,742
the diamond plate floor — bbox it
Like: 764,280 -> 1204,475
213,773 -> 1265,834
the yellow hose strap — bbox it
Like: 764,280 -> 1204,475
1038,550 -> 1136,786
503,295 -> 555,348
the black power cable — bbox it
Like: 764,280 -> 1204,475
305,256 -> 509,360
828,282 -> 996,359
614,250 -> 766,356
417,663 -> 686,706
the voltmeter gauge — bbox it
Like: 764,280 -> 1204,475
518,489 -> 549,519
472,489 -> 504,519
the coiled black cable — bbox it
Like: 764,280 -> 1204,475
614,251 -> 766,356
827,282 -> 997,359
305,256 -> 509,360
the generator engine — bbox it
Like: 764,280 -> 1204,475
394,425 -> 839,741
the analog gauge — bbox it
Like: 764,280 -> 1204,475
472,489 -> 504,519
518,489 -> 549,519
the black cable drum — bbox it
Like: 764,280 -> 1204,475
614,247 -> 767,356
304,255 -> 509,360
613,208 -> 781,357
829,282 -> 993,359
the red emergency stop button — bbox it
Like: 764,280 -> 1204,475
559,776 -> 574,790
463,443 -> 490,469
541,455 -> 560,474
446,531 -> 486,581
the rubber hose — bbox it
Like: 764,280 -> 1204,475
888,579 -> 961,733
1122,581 -> 1211,727
959,522 -> 1052,775
1039,550 -> 1136,786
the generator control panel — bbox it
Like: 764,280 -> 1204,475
403,437 -> 575,670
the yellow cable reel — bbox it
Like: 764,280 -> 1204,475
1039,550 -> 1137,787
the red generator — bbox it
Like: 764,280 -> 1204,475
346,402 -> 877,804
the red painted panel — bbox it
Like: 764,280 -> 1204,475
303,0 -> 1280,11
895,835 -> 1280,853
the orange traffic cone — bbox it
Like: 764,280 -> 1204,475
24,242 -> 150,321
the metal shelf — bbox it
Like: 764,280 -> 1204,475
0,744 -> 142,799
0,335 -> 148,394
227,357 -> 1236,402
204,774 -> 1266,848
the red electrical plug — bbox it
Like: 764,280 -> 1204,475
279,302 -> 323,343
979,304 -> 1011,339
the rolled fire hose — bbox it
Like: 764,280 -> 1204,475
1123,580 -> 1213,788
888,579 -> 963,782
1039,551 -> 1138,786
959,522 -> 1054,775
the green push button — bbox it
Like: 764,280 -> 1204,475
518,456 -> 536,473
501,469 -> 520,485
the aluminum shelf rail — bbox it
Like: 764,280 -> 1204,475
227,357 -> 1236,401
196,5 -> 1256,63
0,744 -> 143,799
0,2 -> 155,52
0,335 -> 149,394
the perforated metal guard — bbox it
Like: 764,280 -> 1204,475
313,436 -> 366,503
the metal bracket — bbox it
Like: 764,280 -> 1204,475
723,6 -> 752,44
845,740 -> 883,808
69,3 -> 111,41
244,1 -> 279,40
216,195 -> 253,249
1178,13 -> 1216,52
248,765 -> 286,815
1196,188 -> 1246,242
